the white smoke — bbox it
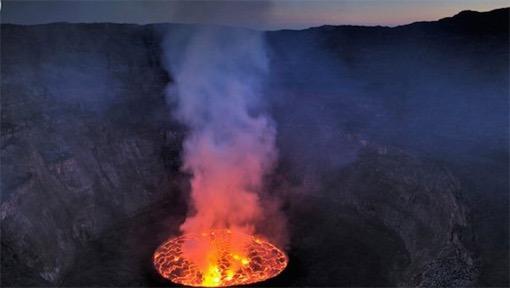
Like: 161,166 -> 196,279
162,26 -> 280,238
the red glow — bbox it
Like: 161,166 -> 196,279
153,229 -> 288,287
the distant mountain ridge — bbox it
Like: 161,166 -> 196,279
406,7 -> 509,35
1,7 -> 508,33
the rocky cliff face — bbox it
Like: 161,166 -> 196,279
266,8 -> 508,286
1,23 -> 180,284
326,146 -> 476,286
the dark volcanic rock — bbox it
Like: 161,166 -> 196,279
1,23 -> 180,285
266,7 -> 508,286
328,146 -> 477,286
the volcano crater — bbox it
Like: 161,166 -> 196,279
58,145 -> 476,287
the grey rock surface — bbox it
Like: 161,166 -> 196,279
334,146 -> 477,286
1,23 -> 178,285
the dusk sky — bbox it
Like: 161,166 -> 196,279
1,0 -> 508,30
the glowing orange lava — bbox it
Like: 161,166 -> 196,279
153,230 -> 288,287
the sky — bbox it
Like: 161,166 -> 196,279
0,0 -> 508,30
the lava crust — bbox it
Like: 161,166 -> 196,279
153,230 -> 287,287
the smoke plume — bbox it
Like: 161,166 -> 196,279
162,27 -> 279,239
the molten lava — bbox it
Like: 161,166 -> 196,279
153,229 -> 287,287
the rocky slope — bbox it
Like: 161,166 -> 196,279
266,7 -> 509,286
1,23 -> 181,285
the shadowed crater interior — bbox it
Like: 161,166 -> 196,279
58,146 -> 475,287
